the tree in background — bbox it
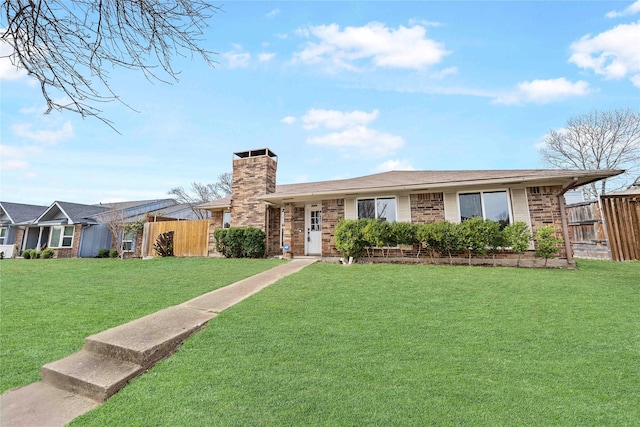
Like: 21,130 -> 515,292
539,108 -> 640,198
1,0 -> 218,126
169,172 -> 232,219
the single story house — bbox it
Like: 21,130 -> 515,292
1,198 -> 203,258
0,201 -> 48,258
200,148 -> 623,263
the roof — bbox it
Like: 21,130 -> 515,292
97,198 -> 176,211
36,201 -> 110,225
259,169 -> 624,204
0,202 -> 48,224
197,196 -> 231,210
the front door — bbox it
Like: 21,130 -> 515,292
305,204 -> 322,255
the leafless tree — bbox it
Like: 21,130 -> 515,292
1,0 -> 219,127
169,172 -> 231,219
539,108 -> 640,198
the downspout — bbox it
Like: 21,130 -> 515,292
556,178 -> 578,265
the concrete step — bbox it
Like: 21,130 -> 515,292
84,306 -> 216,367
0,382 -> 99,427
41,350 -> 143,402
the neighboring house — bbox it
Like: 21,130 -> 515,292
200,148 -> 623,263
6,198 -> 198,258
0,201 -> 48,258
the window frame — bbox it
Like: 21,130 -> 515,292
122,230 -> 136,252
356,196 -> 397,222
222,211 -> 231,229
457,189 -> 512,226
49,225 -> 74,248
0,227 -> 6,245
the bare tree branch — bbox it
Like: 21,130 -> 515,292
539,108 -> 640,198
1,0 -> 219,128
168,173 -> 231,219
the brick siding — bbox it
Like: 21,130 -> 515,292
322,199 -> 344,256
231,155 -> 277,229
410,193 -> 445,224
527,185 -> 566,257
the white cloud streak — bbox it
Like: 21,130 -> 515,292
373,159 -> 415,172
605,1 -> 640,18
307,126 -> 404,158
302,109 -> 379,130
493,78 -> 590,105
293,22 -> 450,72
569,21 -> 640,87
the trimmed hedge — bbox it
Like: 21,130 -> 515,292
213,227 -> 266,258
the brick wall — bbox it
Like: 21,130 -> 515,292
267,206 -> 281,256
410,193 -> 445,224
207,211 -> 224,256
281,204 -> 305,256
231,155 -> 277,229
527,185 -> 566,257
322,199 -> 344,256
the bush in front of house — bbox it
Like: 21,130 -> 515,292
40,248 -> 55,259
110,249 -> 119,258
534,225 -> 563,266
334,218 -> 368,260
97,248 -> 111,258
503,221 -> 533,267
213,227 -> 265,258
22,249 -> 35,259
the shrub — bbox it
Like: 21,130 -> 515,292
213,227 -> 265,258
459,217 -> 489,264
503,222 -> 533,267
534,226 -> 563,266
334,218 -> 367,260
97,248 -> 110,258
433,221 -> 462,263
22,249 -> 34,259
40,248 -> 55,259
110,249 -> 119,258
391,222 -> 416,255
362,219 -> 393,256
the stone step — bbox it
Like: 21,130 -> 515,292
84,306 -> 216,367
41,350 -> 143,402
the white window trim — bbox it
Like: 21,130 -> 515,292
356,196 -> 398,222
222,211 -> 231,229
122,230 -> 136,252
49,225 -> 74,248
0,227 -> 6,245
457,189 -> 513,224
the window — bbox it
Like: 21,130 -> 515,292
0,227 -> 6,245
49,225 -> 74,248
280,208 -> 285,248
459,191 -> 511,227
357,197 -> 397,222
122,230 -> 136,252
310,210 -> 321,231
222,211 -> 231,229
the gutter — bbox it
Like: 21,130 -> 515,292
555,177 -> 579,265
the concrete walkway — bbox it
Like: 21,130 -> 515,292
0,258 -> 317,427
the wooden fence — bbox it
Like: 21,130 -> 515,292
142,220 -> 210,258
565,200 -> 609,259
600,194 -> 640,261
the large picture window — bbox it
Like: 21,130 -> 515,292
357,197 -> 397,222
49,225 -> 74,248
459,191 -> 511,227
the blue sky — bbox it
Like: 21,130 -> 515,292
2,1 -> 639,205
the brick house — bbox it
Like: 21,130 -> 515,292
199,148 -> 623,263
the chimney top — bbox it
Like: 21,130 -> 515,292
233,148 -> 277,160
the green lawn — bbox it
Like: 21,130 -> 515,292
2,259 -> 639,425
0,257 -> 284,393
70,260 -> 640,426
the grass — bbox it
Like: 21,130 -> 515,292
0,257 -> 284,393
66,259 -> 640,426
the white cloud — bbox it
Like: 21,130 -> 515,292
373,159 -> 415,172
281,116 -> 296,125
430,67 -> 458,79
569,21 -> 640,87
307,126 -> 404,158
258,52 -> 276,62
606,1 -> 640,18
11,121 -> 74,144
0,40 -> 28,81
293,174 -> 309,183
302,109 -> 379,130
293,22 -> 450,72
493,78 -> 590,105
222,45 -> 251,69
266,8 -> 280,19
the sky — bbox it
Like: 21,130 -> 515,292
1,1 -> 639,206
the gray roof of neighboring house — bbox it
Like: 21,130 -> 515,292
198,196 -> 231,210
98,198 -> 177,211
35,201 -> 111,225
0,201 -> 48,224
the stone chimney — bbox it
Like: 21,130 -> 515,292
230,148 -> 277,229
